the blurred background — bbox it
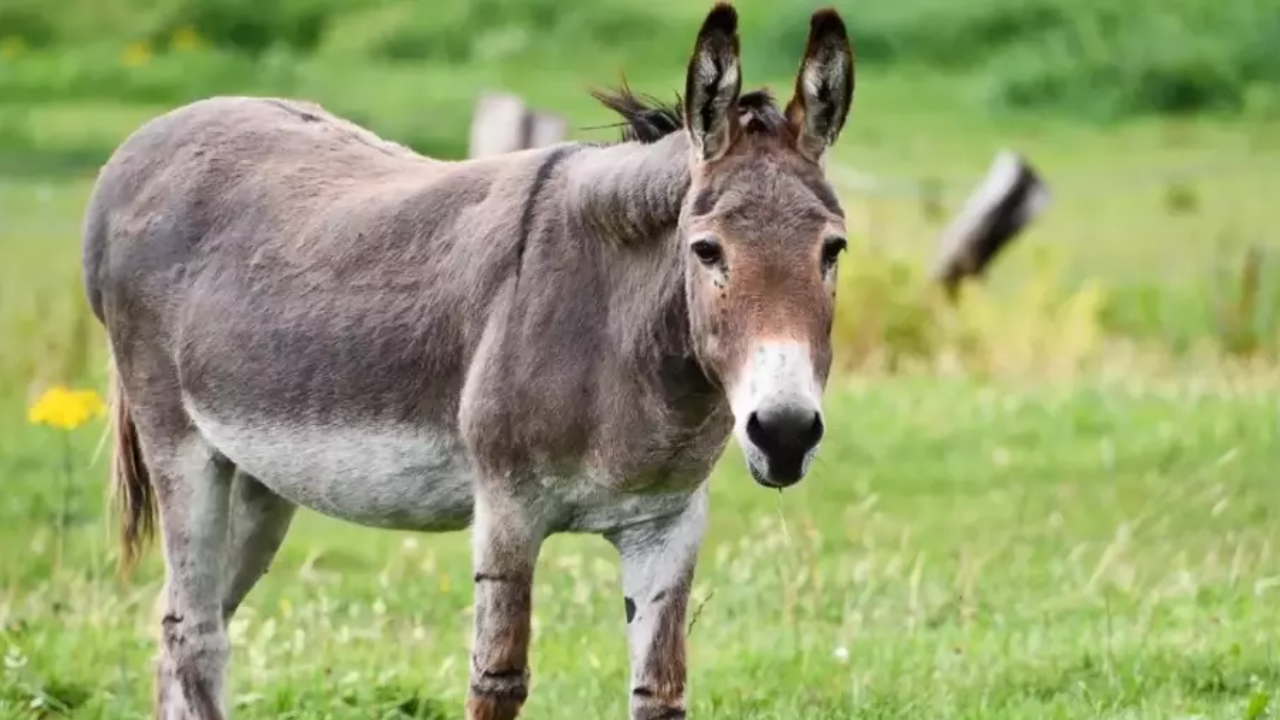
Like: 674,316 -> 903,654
2,0 -> 1279,388
3,1 -> 1280,718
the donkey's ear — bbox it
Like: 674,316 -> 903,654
785,8 -> 854,164
683,3 -> 742,162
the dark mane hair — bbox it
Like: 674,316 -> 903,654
590,82 -> 792,145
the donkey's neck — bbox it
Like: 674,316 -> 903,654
564,133 -> 693,365
561,134 -> 726,428
566,133 -> 690,243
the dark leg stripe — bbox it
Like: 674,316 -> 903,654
469,684 -> 529,702
474,573 -> 524,584
633,688 -> 686,720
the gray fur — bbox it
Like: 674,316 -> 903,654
221,471 -> 296,621
84,4 -> 855,718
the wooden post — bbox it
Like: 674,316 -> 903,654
468,92 -> 568,159
931,150 -> 1051,298
468,92 -> 529,159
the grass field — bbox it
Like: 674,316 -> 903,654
4,1 -> 1280,717
5,375 -> 1280,718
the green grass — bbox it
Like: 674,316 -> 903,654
4,376 -> 1280,718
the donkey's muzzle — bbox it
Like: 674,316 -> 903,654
745,405 -> 824,487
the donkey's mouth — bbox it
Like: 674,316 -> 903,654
743,446 -> 814,489
749,465 -> 800,489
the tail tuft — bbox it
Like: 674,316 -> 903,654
108,361 -> 156,575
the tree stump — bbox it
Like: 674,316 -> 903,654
932,150 -> 1051,298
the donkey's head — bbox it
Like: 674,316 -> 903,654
679,4 -> 854,488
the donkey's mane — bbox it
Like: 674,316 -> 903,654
590,83 -> 791,145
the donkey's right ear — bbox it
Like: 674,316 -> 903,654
683,3 -> 742,162
784,8 -> 854,164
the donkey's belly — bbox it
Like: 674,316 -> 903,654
185,401 -> 475,531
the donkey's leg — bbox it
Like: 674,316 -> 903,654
607,489 -> 709,720
466,484 -> 547,720
221,471 -> 296,622
150,434 -> 235,720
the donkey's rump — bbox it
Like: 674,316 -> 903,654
83,95 -> 422,329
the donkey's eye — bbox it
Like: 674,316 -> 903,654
690,238 -> 724,267
821,236 -> 847,270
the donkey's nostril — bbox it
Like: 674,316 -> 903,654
746,410 -> 767,448
746,406 -> 824,460
807,411 -> 825,446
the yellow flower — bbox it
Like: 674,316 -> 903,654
28,385 -> 107,431
122,41 -> 152,68
170,26 -> 203,53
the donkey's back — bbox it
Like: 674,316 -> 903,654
83,95 -> 507,328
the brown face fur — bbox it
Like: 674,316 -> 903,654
682,136 -> 847,395
676,3 -> 855,486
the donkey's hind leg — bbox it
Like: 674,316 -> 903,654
222,471 -> 296,622
150,434 -> 235,720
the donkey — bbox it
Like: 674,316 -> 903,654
81,3 -> 854,718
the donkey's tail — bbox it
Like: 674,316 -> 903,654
108,359 -> 157,574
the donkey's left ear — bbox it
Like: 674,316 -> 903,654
684,3 -> 742,162
785,8 -> 855,164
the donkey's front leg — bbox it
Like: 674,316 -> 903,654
608,488 -> 708,720
467,484 -> 546,720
